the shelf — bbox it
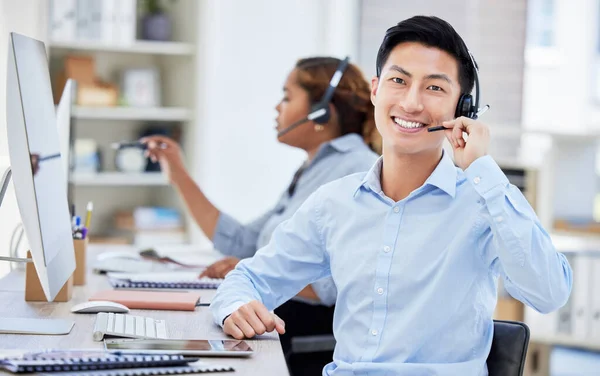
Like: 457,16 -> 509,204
71,172 -> 168,186
49,40 -> 194,56
531,334 -> 600,352
73,107 -> 191,121
550,232 -> 600,254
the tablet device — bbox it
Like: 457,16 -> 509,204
104,338 -> 254,357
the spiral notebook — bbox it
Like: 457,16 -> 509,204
0,351 -> 234,374
37,364 -> 234,375
108,272 -> 222,290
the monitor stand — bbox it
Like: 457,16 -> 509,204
0,166 -> 74,335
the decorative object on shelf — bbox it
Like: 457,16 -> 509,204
74,139 -> 100,173
121,67 -> 162,107
115,146 -> 147,173
78,82 -> 119,107
48,0 -> 136,45
54,55 -> 118,107
114,207 -> 186,246
139,0 -> 175,41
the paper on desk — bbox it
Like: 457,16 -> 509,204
93,258 -> 183,274
142,245 -> 224,267
107,272 -> 210,282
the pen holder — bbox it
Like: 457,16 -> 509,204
73,238 -> 88,286
25,250 -> 73,302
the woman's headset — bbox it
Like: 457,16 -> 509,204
277,57 -> 350,137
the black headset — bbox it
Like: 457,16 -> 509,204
454,51 -> 481,119
277,56 -> 351,137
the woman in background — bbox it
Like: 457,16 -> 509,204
143,57 -> 380,375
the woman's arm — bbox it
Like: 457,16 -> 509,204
171,170 -> 220,239
143,135 -> 220,238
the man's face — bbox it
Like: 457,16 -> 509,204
371,42 -> 462,156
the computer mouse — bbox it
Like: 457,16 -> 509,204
71,301 -> 130,314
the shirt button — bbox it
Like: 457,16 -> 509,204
371,329 -> 378,336
496,216 -> 504,223
383,246 -> 391,253
473,176 -> 481,185
377,288 -> 384,295
393,207 -> 400,213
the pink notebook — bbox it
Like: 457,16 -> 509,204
89,290 -> 202,311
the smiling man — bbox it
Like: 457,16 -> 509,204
210,15 -> 572,376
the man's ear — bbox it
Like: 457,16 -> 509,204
370,76 -> 379,106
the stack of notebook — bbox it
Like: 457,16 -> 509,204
107,272 -> 222,290
0,350 -> 233,374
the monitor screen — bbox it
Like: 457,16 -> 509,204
13,36 -> 65,265
6,32 -> 75,301
56,79 -> 74,206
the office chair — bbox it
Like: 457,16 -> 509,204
290,320 -> 530,376
487,320 -> 530,376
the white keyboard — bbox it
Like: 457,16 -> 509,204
93,312 -> 168,342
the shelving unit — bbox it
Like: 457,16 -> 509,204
532,334 -> 600,353
71,172 -> 168,186
72,106 -> 191,121
49,40 -> 195,55
44,0 -> 199,239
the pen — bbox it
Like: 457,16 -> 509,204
39,153 -> 62,161
427,104 -> 491,132
111,141 -> 167,150
85,201 -> 93,229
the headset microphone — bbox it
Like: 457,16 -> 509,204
277,57 -> 350,138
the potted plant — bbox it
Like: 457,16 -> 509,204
140,0 -> 174,41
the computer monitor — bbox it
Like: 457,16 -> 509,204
56,78 -> 75,202
4,32 -> 76,303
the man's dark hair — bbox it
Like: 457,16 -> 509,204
375,15 -> 476,94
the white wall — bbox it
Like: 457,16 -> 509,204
0,0 -> 47,275
521,0 -> 600,226
522,0 -> 599,134
189,0 -> 359,244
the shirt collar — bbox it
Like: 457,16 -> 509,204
354,150 -> 457,198
326,133 -> 365,153
423,150 -> 457,197
310,133 -> 366,166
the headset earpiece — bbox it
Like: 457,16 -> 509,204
309,103 -> 330,124
455,94 -> 474,119
454,51 -> 481,120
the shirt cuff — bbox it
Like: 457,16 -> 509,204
211,212 -> 240,255
214,301 -> 247,328
463,155 -> 509,200
310,277 -> 337,307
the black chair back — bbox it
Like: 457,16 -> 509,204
487,320 -> 530,376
